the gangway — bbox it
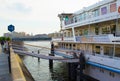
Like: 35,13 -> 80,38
14,49 -> 79,63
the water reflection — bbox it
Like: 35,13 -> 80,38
49,62 -> 68,81
23,56 -> 69,81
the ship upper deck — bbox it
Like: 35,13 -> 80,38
59,0 -> 120,29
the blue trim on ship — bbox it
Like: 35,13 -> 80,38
55,51 -> 120,74
87,61 -> 120,74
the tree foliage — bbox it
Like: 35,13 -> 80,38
0,37 -> 11,41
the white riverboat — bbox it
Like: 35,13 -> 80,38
52,0 -> 120,81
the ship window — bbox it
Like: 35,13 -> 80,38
95,27 -> 99,35
66,44 -> 68,46
84,29 -> 88,35
79,30 -> 83,36
83,13 -> 86,20
102,26 -> 112,34
95,46 -> 100,54
69,44 -> 72,49
68,32 -> 70,37
102,27 -> 107,34
110,25 -> 116,36
110,3 -> 116,13
64,32 -> 66,37
79,14 -> 82,21
93,9 -> 99,17
104,46 -> 113,57
74,17 -> 77,23
115,46 -> 120,57
101,6 -> 107,15
75,30 -> 79,36
73,44 -> 75,47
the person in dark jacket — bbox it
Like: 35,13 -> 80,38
79,52 -> 86,70
79,52 -> 86,81
1,40 -> 4,52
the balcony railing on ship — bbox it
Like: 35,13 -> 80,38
64,12 -> 118,27
52,34 -> 120,43
52,36 -> 74,41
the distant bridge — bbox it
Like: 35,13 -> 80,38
12,37 -> 51,41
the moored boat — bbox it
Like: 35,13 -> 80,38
52,0 -> 120,81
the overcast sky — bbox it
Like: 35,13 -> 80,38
0,0 -> 101,36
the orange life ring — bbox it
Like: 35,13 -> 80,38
118,6 -> 120,13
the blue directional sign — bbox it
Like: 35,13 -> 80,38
8,24 -> 15,32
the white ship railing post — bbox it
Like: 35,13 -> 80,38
113,41 -> 115,58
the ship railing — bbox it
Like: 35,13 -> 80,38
64,12 -> 118,28
52,37 -> 74,41
75,34 -> 115,43
64,37 -> 74,41
52,37 -> 62,41
52,34 -> 117,43
113,36 -> 120,42
85,50 -> 120,61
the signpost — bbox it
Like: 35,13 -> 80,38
7,24 -> 15,73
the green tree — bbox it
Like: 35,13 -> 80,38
6,37 -> 11,41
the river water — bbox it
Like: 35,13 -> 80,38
22,41 -> 69,81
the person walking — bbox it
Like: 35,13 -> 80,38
4,41 -> 9,53
1,40 -> 4,52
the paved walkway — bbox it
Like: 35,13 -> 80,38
0,47 -> 12,81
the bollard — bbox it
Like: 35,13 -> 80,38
49,42 -> 54,69
38,50 -> 40,62
49,54 -> 53,69
32,51 -> 34,57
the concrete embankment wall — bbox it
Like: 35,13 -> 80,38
11,49 -> 35,81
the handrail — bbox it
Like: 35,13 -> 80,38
14,49 -> 79,63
